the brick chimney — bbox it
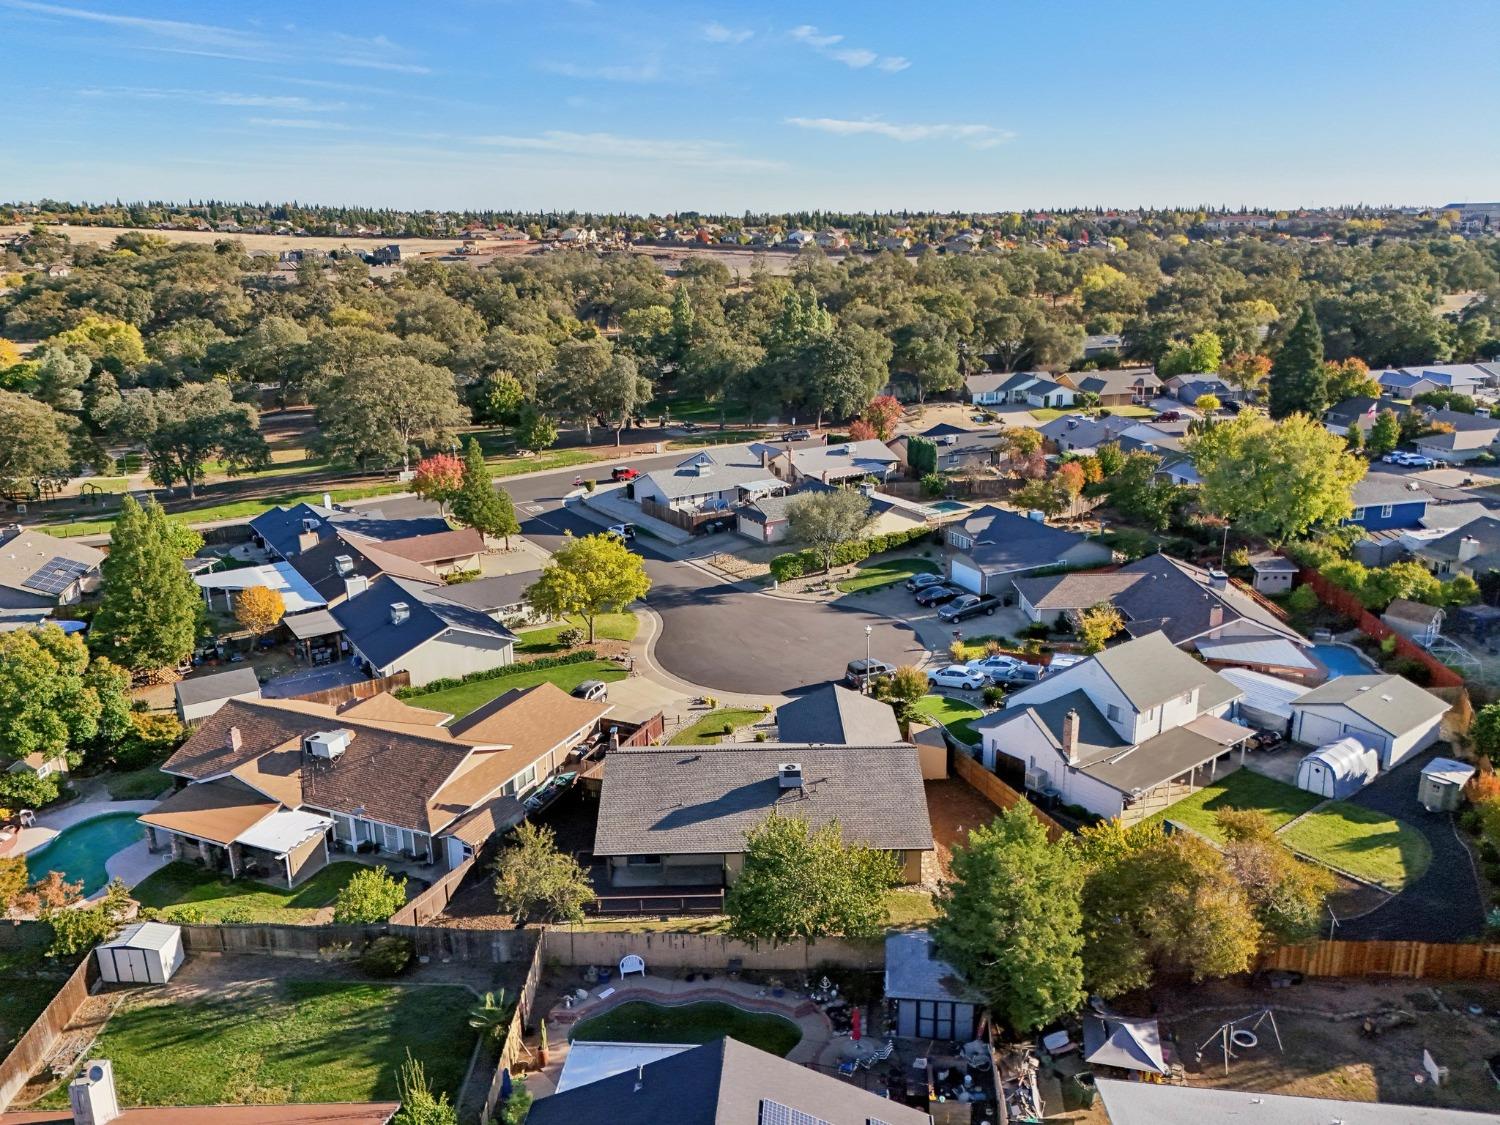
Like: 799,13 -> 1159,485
1062,709 -> 1080,765
227,727 -> 242,752
1207,603 -> 1224,629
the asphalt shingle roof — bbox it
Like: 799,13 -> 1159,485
330,575 -> 516,670
174,667 -> 262,709
951,505 -> 1103,573
1090,630 -> 1242,712
1293,674 -> 1450,735
884,931 -> 983,1003
775,684 -> 903,745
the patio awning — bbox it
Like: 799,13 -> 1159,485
233,809 -> 333,857
284,608 -> 342,640
195,561 -> 326,614
1196,635 -> 1317,672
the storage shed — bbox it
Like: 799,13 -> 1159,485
884,930 -> 983,1041
95,922 -> 184,984
1419,757 -> 1477,813
1295,737 -> 1380,800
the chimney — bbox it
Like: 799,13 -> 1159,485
227,727 -> 242,752
760,446 -> 770,468
1207,603 -> 1224,629
1459,536 -> 1481,563
1062,709 -> 1080,764
323,493 -> 332,509
778,762 -> 803,789
296,529 -> 319,555
69,1059 -> 121,1125
609,726 -> 620,753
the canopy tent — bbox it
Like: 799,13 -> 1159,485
1083,1013 -> 1169,1075
196,562 -> 326,614
1296,736 -> 1380,800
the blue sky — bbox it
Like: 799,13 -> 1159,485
1,0 -> 1498,213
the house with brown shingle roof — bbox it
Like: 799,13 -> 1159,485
142,684 -> 612,883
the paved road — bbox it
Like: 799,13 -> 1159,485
1336,747 -> 1485,942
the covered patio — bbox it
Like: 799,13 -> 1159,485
195,561 -> 326,615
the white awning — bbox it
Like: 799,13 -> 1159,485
284,609 -> 341,640
1196,635 -> 1316,672
233,809 -> 333,856
195,562 -> 326,614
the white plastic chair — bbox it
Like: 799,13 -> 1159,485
619,954 -> 646,978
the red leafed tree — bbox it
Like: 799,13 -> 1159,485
847,419 -> 878,442
1055,461 -> 1087,515
862,395 -> 904,441
412,453 -> 464,514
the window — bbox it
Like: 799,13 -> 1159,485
1380,504 -> 1393,518
1350,507 -> 1366,521
950,533 -> 973,550
507,764 -> 538,795
626,854 -> 662,866
1106,704 -> 1122,722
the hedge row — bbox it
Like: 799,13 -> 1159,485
394,649 -> 598,698
770,525 -> 937,583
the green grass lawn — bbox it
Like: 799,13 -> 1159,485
647,394 -> 752,425
836,556 -> 940,593
1146,770 -> 1323,843
569,1000 -> 801,1057
669,707 -> 766,744
514,612 -> 638,654
1029,405 -> 1155,422
131,861 -> 367,923
668,428 -> 765,448
884,890 -> 937,928
1280,802 -> 1433,891
911,694 -> 984,745
402,659 -> 627,720
105,757 -> 172,801
40,981 -> 476,1108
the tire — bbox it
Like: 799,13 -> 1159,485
984,608 -> 994,616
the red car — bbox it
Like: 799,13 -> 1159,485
611,466 -> 640,482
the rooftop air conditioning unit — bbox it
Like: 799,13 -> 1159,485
777,762 -> 803,789
302,518 -> 319,532
334,555 -> 355,577
390,602 -> 410,625
940,435 -> 958,445
305,729 -> 351,761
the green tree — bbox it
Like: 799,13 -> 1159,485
786,489 -> 875,573
90,497 -> 202,679
103,382 -> 269,497
1104,452 -> 1181,530
878,664 -> 930,729
1367,409 -> 1401,456
1094,441 -> 1125,478
313,353 -> 466,471
1189,412 -> 1364,544
515,406 -> 558,452
725,814 -> 899,944
1076,602 -> 1124,653
1344,423 -> 1364,453
332,865 -> 408,923
1473,703 -> 1500,767
46,316 -> 146,374
1268,304 -> 1327,419
932,806 -> 1085,1032
1216,809 -> 1335,944
450,439 -> 519,547
391,1051 -> 458,1125
0,625 -> 130,769
31,348 -> 92,412
1159,330 -> 1223,378
906,435 -> 938,476
0,390 -> 74,495
525,533 -> 651,643
492,822 -> 594,924
44,878 -> 132,958
1194,393 -> 1221,415
1324,357 -> 1380,403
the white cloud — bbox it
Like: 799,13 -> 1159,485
1,0 -> 261,50
788,24 -> 907,71
77,86 -> 347,111
785,116 -> 1014,148
539,59 -> 662,82
474,130 -> 783,173
702,21 -> 752,45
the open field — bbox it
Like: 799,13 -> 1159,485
132,860 -> 366,923
38,979 -> 476,1109
401,659 -> 627,719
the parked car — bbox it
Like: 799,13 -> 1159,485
1155,410 -> 1182,422
845,658 -> 895,689
1380,452 -> 1407,464
1404,454 -> 1436,468
906,572 -> 947,592
970,654 -> 1024,679
783,429 -> 813,441
1223,399 -> 1244,414
928,664 -> 988,691
571,680 -> 608,701
991,662 -> 1046,686
938,594 -> 1001,622
1047,653 -> 1085,674
914,584 -> 962,607
606,522 -> 636,541
611,466 -> 640,481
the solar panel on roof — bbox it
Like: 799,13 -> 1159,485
21,556 -> 92,595
759,1100 -> 830,1125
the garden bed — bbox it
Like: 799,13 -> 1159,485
669,707 -> 766,745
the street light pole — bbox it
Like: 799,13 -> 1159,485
864,625 -> 873,694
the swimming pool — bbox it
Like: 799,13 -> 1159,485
23,812 -> 143,896
929,501 -> 968,513
1311,643 -> 1378,679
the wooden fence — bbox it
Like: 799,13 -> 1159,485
483,935 -> 547,1122
539,928 -> 885,972
178,922 -> 535,964
0,954 -> 97,1112
619,711 -> 665,747
389,857 -> 476,927
952,751 -> 1064,841
291,671 -> 411,708
1260,939 -> 1500,981
639,497 -> 721,533
1298,567 -> 1466,689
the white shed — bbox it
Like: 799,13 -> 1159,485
95,922 -> 184,985
1419,757 -> 1476,812
1295,737 -> 1380,800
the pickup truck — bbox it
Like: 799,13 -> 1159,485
938,593 -> 1001,622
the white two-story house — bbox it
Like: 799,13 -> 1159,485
971,631 -> 1250,824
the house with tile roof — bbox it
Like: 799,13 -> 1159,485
973,631 -> 1250,823
143,682 -> 612,882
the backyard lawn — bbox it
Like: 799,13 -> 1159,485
911,694 -> 985,745
514,612 -> 638,654
1146,770 -> 1322,843
402,659 -> 627,720
1280,803 -> 1433,891
40,981 -> 476,1108
836,556 -> 939,594
569,1000 -> 801,1057
669,707 -> 766,744
105,757 -> 172,801
131,861 -> 368,923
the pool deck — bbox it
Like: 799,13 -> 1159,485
7,798 -> 169,900
537,976 -> 848,1099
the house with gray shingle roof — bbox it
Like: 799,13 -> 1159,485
775,684 -> 902,745
0,524 -> 103,628
1062,367 -> 1161,405
945,505 -> 1113,595
1038,412 -> 1138,453
972,631 -> 1249,823
1289,674 -> 1449,769
631,447 -> 783,518
768,439 -> 899,485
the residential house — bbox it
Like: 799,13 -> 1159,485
1038,413 -> 1137,454
175,667 -> 263,724
0,525 -> 104,628
428,568 -> 545,626
6,749 -> 69,781
248,501 -> 448,562
632,448 -> 783,524
284,528 -> 442,608
972,631 -> 1249,823
766,439 -> 899,486
1323,395 -> 1418,437
1097,1077 -> 1497,1125
734,479 -> 920,545
1115,421 -> 1200,484
1381,598 -> 1445,647
1166,375 -> 1237,405
944,506 -> 1114,595
1202,213 -> 1275,231
1345,475 -> 1433,530
1373,368 -> 1440,398
1082,333 -> 1125,358
1018,375 -> 1075,409
885,930 -> 983,1042
145,682 -> 610,882
363,527 -> 486,575
1413,417 -> 1500,464
526,1038 -> 932,1125
1413,513 -> 1500,577
888,424 -> 1004,474
330,575 -> 516,687
593,744 -> 933,889
966,370 -> 1073,408
1289,674 -> 1449,768
776,683 -> 902,745
1062,367 -> 1161,405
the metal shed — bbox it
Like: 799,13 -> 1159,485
1419,757 -> 1476,812
95,922 -> 184,985
1295,737 -> 1380,800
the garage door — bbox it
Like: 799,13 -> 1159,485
1296,711 -> 1345,747
950,561 -> 984,594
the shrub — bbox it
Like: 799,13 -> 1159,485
1389,657 -> 1431,685
1380,634 -> 1398,655
982,685 -> 1006,707
583,479 -> 596,493
557,627 -> 586,648
753,731 -> 767,742
920,473 -> 947,498
333,865 -> 408,923
769,525 -> 935,583
442,568 -> 481,585
1286,584 -> 1319,615
359,935 -> 415,978
0,771 -> 62,809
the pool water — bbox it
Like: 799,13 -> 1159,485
23,812 -> 143,896
929,501 -> 968,513
1311,643 -> 1378,679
